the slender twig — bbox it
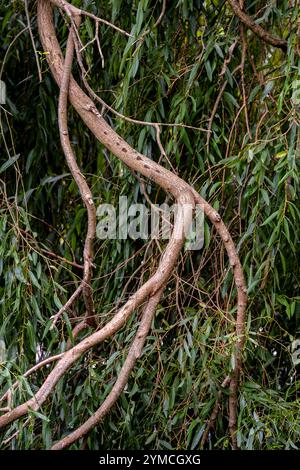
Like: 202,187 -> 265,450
206,80 -> 228,150
0,27 -> 29,81
40,248 -> 83,269
238,2 -> 251,141
200,376 -> 230,448
73,32 -> 209,133
206,42 -> 240,151
0,353 -> 64,405
2,418 -> 30,445
50,283 -> 85,327
138,0 -> 167,43
95,22 -> 104,68
81,11 -> 132,37
79,20 -> 104,69
49,0 -> 132,37
24,0 -> 42,82
153,0 -> 167,29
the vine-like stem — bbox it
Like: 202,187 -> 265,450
51,12 -> 97,329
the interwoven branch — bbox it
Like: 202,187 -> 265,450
0,0 -> 248,450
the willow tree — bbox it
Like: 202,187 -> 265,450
0,0 -> 299,450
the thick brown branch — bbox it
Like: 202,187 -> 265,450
227,0 -> 287,50
52,288 -> 163,449
52,15 -> 97,328
0,189 -> 193,429
192,191 -> 247,449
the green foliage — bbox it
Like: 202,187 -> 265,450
0,0 -> 299,450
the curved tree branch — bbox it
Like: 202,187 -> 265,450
52,288 -> 164,450
50,13 -> 96,329
0,185 -> 193,428
227,0 -> 287,50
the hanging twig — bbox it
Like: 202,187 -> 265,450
24,0 -> 42,82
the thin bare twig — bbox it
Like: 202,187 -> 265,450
0,353 -> 64,405
239,2 -> 251,141
206,62 -> 240,151
40,248 -> 83,269
138,0 -> 167,42
50,0 -> 132,37
73,31 -> 209,133
24,0 -> 42,82
2,418 -> 30,445
200,376 -> 230,448
0,27 -> 29,81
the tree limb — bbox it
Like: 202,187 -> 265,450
227,0 -> 287,50
52,288 -> 163,449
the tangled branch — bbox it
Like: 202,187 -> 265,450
0,0 -> 247,450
